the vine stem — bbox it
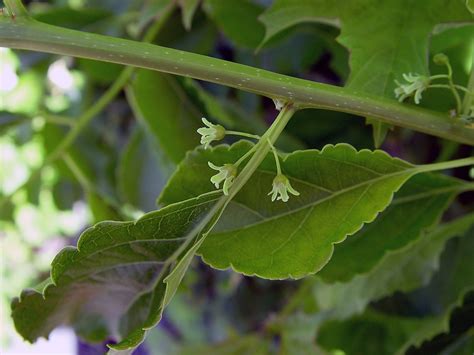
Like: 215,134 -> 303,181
1,17 -> 474,145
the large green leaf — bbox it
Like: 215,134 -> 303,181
259,0 -> 473,145
313,213 -> 474,319
160,141 -> 447,279
318,173 -> 461,283
11,192 -> 221,351
127,70 -> 201,164
317,221 -> 474,354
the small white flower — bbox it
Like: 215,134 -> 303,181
268,174 -> 299,202
197,118 -> 226,149
394,73 -> 430,104
208,162 -> 237,195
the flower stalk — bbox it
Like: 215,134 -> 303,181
201,109 -> 300,202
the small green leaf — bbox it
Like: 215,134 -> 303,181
11,192 -> 220,348
118,127 -> 173,211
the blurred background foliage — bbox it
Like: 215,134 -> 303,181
0,0 -> 473,354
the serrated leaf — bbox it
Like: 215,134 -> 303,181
259,0 -> 474,145
317,222 -> 474,355
314,213 -> 474,319
11,192 -> 221,350
127,70 -> 201,164
160,141 -> 437,279
318,173 -> 462,283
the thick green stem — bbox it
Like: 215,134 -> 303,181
1,17 -> 474,145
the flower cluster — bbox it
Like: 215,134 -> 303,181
394,73 -> 430,104
197,118 -> 300,202
394,53 -> 472,120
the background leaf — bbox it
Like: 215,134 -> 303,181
259,0 -> 474,145
127,70 -> 201,164
313,213 -> 474,319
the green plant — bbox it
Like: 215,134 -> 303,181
1,0 -> 474,353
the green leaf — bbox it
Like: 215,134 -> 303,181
317,221 -> 474,354
117,127 -> 173,211
33,6 -> 111,29
318,173 -> 461,283
126,70 -> 201,164
259,0 -> 473,145
160,141 -> 437,279
203,0 -> 265,49
318,310 -> 426,355
86,190 -> 124,223
313,213 -> 474,319
10,192 -> 221,350
279,312 -> 324,355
